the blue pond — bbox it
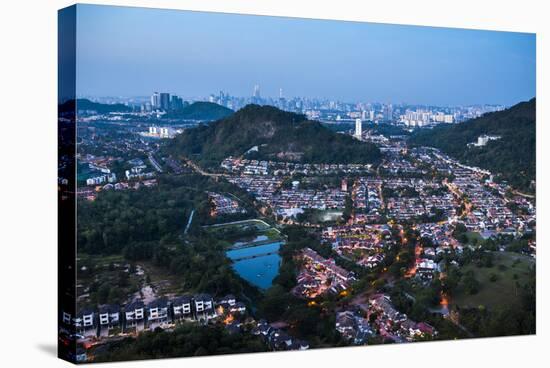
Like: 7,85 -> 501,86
226,241 -> 282,290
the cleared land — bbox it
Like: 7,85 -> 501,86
76,254 -> 143,307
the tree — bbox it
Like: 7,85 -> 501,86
258,285 -> 295,321
462,271 -> 480,295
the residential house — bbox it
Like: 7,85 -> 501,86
229,302 -> 247,314
172,295 -> 193,321
62,310 -> 72,326
73,308 -> 95,334
124,300 -> 145,329
98,304 -> 120,330
218,294 -> 237,307
194,294 -> 216,321
147,298 -> 170,325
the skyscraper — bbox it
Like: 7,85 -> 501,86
151,92 -> 160,109
170,95 -> 183,110
355,118 -> 362,139
384,104 -> 393,121
160,93 -> 170,111
252,84 -> 261,102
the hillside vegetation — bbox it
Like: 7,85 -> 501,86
164,104 -> 381,168
68,98 -> 132,113
409,98 -> 535,192
163,101 -> 233,121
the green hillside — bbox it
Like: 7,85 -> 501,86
78,98 -> 132,113
59,98 -> 133,114
409,98 -> 536,192
164,104 -> 381,168
162,101 -> 233,121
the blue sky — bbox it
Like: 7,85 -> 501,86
75,4 -> 535,106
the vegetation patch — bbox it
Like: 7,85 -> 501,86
452,251 -> 534,310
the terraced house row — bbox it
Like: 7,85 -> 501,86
61,294 -> 246,337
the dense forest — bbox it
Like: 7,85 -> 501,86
323,121 -> 410,137
77,173 -> 259,254
77,174 -> 262,298
94,324 -> 268,361
77,175 -> 207,255
163,104 -> 382,168
59,98 -> 133,114
408,98 -> 535,192
162,101 -> 233,121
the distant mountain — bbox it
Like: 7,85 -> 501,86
409,98 -> 536,192
59,98 -> 132,114
162,102 -> 233,121
164,104 -> 381,168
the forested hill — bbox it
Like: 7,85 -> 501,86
162,101 -> 233,121
163,104 -> 382,168
59,98 -> 133,114
409,98 -> 536,192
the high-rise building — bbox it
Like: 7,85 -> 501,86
218,90 -> 226,106
170,95 -> 183,111
141,102 -> 152,113
151,92 -> 160,109
253,84 -> 260,99
384,104 -> 393,121
160,93 -> 170,111
355,118 -> 362,139
444,114 -> 454,123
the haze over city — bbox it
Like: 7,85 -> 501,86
75,4 -> 535,106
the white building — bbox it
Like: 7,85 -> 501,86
151,92 -> 160,109
145,126 -> 175,138
146,298 -> 170,323
172,295 -> 193,320
86,173 -> 116,186
474,134 -> 501,147
124,300 -> 145,328
355,118 -> 362,139
444,114 -> 454,123
98,305 -> 120,329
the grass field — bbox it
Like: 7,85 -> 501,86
204,218 -> 272,232
204,218 -> 284,245
262,227 -> 283,240
78,253 -> 125,265
452,251 -> 535,310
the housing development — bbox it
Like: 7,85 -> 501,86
55,4 -> 539,364
59,94 -> 536,363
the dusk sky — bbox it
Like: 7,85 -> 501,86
75,4 -> 536,106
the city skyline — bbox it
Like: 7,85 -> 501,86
79,86 -> 511,108
75,4 -> 535,106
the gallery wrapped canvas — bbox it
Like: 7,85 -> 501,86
58,4 -> 536,364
